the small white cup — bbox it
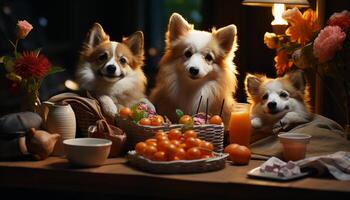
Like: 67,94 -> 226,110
278,133 -> 311,161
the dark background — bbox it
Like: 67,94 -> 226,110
0,0 -> 349,124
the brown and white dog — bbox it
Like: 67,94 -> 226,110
149,13 -> 238,126
76,23 -> 147,118
245,70 -> 312,132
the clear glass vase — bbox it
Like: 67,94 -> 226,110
20,87 -> 40,113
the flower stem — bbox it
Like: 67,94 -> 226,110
342,58 -> 350,125
14,39 -> 19,56
315,65 -> 347,120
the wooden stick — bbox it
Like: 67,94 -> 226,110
196,96 -> 203,114
205,98 -> 209,123
219,99 -> 225,117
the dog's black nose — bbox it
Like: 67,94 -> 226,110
189,67 -> 199,76
268,101 -> 277,110
106,65 -> 116,74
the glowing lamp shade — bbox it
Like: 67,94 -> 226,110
242,0 -> 310,7
243,0 -> 310,27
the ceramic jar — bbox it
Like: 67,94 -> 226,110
43,101 -> 76,156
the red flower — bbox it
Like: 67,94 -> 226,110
327,10 -> 350,31
14,52 -> 51,79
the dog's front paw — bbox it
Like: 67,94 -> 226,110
279,112 -> 308,130
98,95 -> 118,118
251,118 -> 263,129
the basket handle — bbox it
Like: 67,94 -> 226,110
96,119 -> 113,137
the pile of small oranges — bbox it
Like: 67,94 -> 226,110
135,129 -> 214,161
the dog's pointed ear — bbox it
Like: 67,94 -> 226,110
123,31 -> 144,57
167,13 -> 192,43
286,70 -> 307,91
214,25 -> 237,55
85,23 -> 110,47
245,74 -> 262,98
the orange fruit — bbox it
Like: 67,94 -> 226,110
185,147 -> 202,160
184,130 -> 197,139
150,116 -> 163,126
153,151 -> 166,161
179,115 -> 192,124
168,129 -> 182,140
144,145 -> 158,159
119,107 -> 132,118
209,115 -> 223,125
135,142 -> 147,155
139,118 -> 151,126
224,144 -> 251,165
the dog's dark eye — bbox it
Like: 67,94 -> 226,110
119,57 -> 127,64
98,52 -> 108,61
262,93 -> 269,100
184,50 -> 192,58
205,54 -> 213,62
280,92 -> 288,98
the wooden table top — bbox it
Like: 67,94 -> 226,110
0,157 -> 349,199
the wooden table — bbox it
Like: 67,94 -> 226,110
0,157 -> 349,199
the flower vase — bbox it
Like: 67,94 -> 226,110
20,87 -> 40,113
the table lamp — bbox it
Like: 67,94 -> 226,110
242,0 -> 310,34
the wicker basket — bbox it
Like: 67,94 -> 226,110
115,116 -> 224,152
126,150 -> 228,174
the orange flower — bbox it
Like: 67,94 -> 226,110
283,8 -> 320,46
274,50 -> 293,76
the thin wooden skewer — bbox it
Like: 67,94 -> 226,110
219,99 -> 225,117
196,95 -> 203,114
205,98 -> 209,123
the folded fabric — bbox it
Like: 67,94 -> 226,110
251,114 -> 350,158
297,151 -> 350,181
0,112 -> 42,137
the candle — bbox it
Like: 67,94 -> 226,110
229,103 -> 252,146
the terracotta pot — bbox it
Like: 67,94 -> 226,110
42,101 -> 76,156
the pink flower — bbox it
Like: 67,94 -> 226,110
16,20 -> 33,39
313,26 -> 346,63
327,10 -> 350,31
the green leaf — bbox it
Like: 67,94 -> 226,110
181,118 -> 194,132
46,66 -> 65,76
176,109 -> 184,118
1,56 -> 15,72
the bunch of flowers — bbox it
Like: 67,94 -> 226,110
264,8 -> 350,129
0,20 -> 64,111
263,8 -> 320,75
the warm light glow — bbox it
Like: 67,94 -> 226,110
271,3 -> 288,25
65,79 -> 79,91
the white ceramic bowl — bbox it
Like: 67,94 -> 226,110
63,138 -> 112,167
278,133 -> 311,161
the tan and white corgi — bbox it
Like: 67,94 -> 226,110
76,23 -> 147,118
245,70 -> 313,132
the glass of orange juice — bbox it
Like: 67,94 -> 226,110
229,103 -> 252,146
